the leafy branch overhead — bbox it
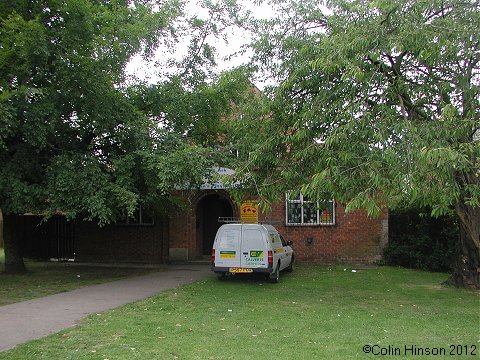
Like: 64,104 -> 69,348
0,0 -> 255,273
233,0 -> 479,288
0,0 -> 251,224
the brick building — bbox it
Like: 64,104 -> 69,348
167,187 -> 388,264
18,170 -> 388,264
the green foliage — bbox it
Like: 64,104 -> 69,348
170,0 -> 251,86
122,68 -> 256,215
238,0 -> 479,217
0,1 -> 249,225
129,68 -> 253,148
0,0 -> 178,221
232,1 -> 479,287
384,208 -> 458,272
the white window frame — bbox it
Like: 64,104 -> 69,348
285,192 -> 335,226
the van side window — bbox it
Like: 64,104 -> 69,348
280,235 -> 287,247
271,233 -> 282,249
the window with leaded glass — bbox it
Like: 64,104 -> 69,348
286,192 -> 335,225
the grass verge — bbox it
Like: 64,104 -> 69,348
0,265 -> 478,359
0,248 -> 154,306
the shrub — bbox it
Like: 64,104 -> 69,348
384,208 -> 458,272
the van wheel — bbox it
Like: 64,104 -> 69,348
269,264 -> 280,283
286,256 -> 294,273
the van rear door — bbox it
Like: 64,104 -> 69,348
241,225 -> 268,268
215,226 -> 241,268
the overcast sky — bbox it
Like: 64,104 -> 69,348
125,0 -> 275,86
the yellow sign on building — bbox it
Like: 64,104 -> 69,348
240,201 -> 258,223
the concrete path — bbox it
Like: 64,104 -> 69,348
0,265 -> 212,352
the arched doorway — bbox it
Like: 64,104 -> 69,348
196,193 -> 234,256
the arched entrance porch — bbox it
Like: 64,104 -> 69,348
196,192 -> 234,257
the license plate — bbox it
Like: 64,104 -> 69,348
230,268 -> 253,273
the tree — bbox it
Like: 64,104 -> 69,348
0,0 -> 254,274
129,68 -> 253,148
0,0 -> 217,273
232,0 -> 479,288
126,68 -> 255,209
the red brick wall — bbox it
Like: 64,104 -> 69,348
168,190 -> 388,264
168,202 -> 196,260
75,215 -> 165,264
168,190 -> 237,261
259,201 -> 388,264
74,192 -> 387,264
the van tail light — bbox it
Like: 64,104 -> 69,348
211,249 -> 215,264
268,250 -> 273,267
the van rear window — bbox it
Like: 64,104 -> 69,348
243,229 -> 264,243
219,230 -> 239,248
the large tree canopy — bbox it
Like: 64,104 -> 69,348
0,0 -> 248,273
0,0 -> 182,220
231,0 -> 479,288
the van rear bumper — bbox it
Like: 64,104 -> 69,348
211,266 -> 272,274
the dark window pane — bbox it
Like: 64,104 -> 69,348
287,202 -> 302,224
303,202 -> 318,224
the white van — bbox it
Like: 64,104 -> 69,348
211,223 -> 294,283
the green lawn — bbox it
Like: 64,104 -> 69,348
0,249 -> 154,306
0,265 -> 478,359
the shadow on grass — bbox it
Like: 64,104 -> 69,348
0,250 -> 157,306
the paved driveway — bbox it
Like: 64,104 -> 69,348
0,265 -> 212,351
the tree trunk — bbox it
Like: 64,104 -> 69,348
3,214 -> 26,274
452,201 -> 480,289
0,208 -> 3,248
